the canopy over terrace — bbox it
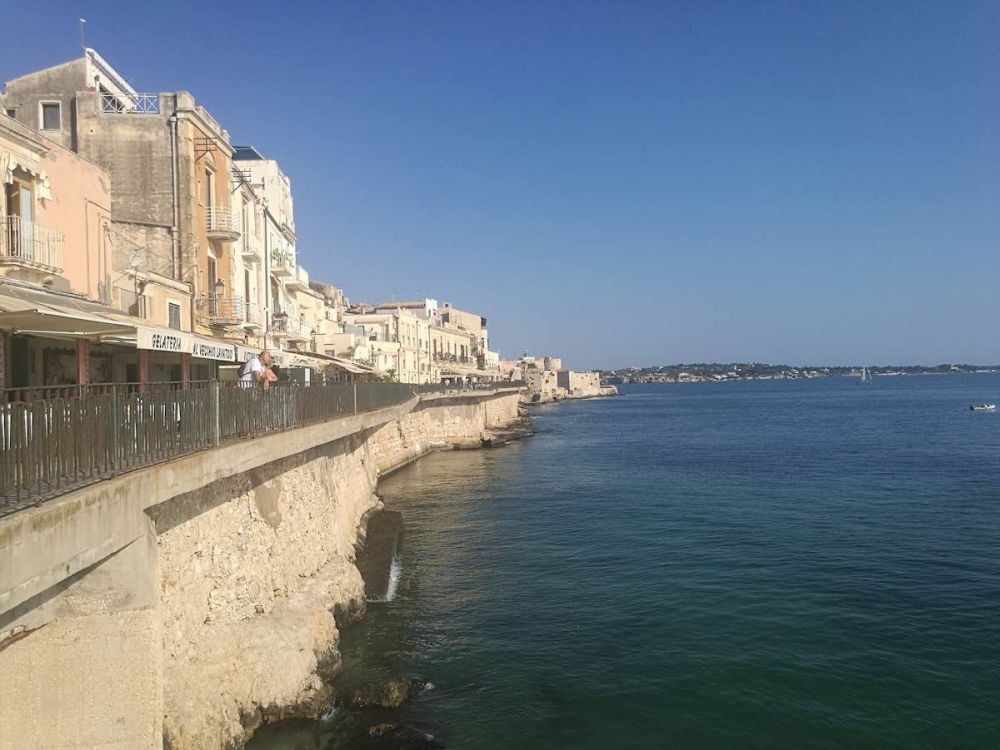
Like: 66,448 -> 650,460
0,282 -> 240,388
283,350 -> 376,383
439,362 -> 498,383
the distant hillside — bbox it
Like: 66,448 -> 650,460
600,363 -> 1000,384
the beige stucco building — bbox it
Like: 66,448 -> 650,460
1,113 -> 111,299
0,48 -> 251,342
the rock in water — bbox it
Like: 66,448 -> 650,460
356,510 -> 403,600
339,674 -> 413,709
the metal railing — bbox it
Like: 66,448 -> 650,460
244,302 -> 264,328
0,380 -> 524,514
0,216 -> 63,271
434,353 -> 473,364
117,288 -> 147,318
286,266 -> 309,289
206,207 -> 240,237
196,295 -> 244,326
270,252 -> 294,275
270,315 -> 311,338
1,382 -> 212,511
101,92 -> 160,114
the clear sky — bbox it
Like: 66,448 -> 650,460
6,1 -> 998,368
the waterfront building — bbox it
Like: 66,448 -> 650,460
341,308 -> 431,383
375,298 -> 438,320
429,319 -> 478,382
0,111 -> 243,386
0,112 -> 113,388
310,281 -> 347,357
0,49 -> 249,354
211,168 -> 266,349
232,146 -> 311,354
0,112 -> 111,300
525,367 -> 559,399
557,369 -> 600,394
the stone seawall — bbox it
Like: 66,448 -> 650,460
0,391 -> 522,750
158,393 -> 522,749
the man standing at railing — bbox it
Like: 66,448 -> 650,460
240,350 -> 274,390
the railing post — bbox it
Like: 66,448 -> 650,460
210,381 -> 220,447
110,386 -> 121,472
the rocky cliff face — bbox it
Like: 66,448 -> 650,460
156,392 -> 522,750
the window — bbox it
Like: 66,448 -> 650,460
205,168 -> 215,208
168,302 -> 182,330
4,109 -> 15,119
40,101 -> 61,130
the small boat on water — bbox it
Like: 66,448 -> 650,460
969,404 -> 996,412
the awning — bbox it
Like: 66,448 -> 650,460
327,357 -> 374,375
0,287 -> 135,339
439,364 -> 493,378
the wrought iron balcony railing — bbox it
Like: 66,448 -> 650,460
270,315 -> 311,339
205,207 -> 240,239
270,252 -> 295,276
243,302 -> 264,328
0,216 -> 63,272
196,295 -> 244,327
101,92 -> 160,114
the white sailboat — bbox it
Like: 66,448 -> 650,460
859,364 -> 872,384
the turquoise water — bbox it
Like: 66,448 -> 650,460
250,375 -> 1000,748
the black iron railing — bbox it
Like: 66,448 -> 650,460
0,380 -> 524,515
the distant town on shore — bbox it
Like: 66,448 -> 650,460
601,363 -> 1000,384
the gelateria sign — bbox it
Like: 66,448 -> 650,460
136,327 -> 192,353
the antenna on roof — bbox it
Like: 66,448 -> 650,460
79,18 -> 87,54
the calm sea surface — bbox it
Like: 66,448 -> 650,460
250,375 -> 1000,749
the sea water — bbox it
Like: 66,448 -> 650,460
248,374 -> 1000,749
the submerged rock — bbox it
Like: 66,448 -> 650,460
338,674 -> 413,709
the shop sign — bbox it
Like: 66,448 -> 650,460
137,327 -> 191,353
191,338 -> 237,361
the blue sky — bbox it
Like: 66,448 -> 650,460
6,1 -> 998,368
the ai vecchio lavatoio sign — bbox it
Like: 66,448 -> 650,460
191,337 -> 236,361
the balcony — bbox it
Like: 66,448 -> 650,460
116,288 -> 147,319
270,252 -> 294,278
0,216 -> 63,274
270,314 -> 312,343
433,353 -> 473,365
196,295 -> 244,328
101,92 -> 160,114
243,302 -> 265,331
205,207 -> 240,241
240,238 -> 260,264
285,265 -> 309,291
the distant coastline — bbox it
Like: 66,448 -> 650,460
602,363 -> 1000,385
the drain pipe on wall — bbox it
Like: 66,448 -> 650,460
169,99 -> 181,281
